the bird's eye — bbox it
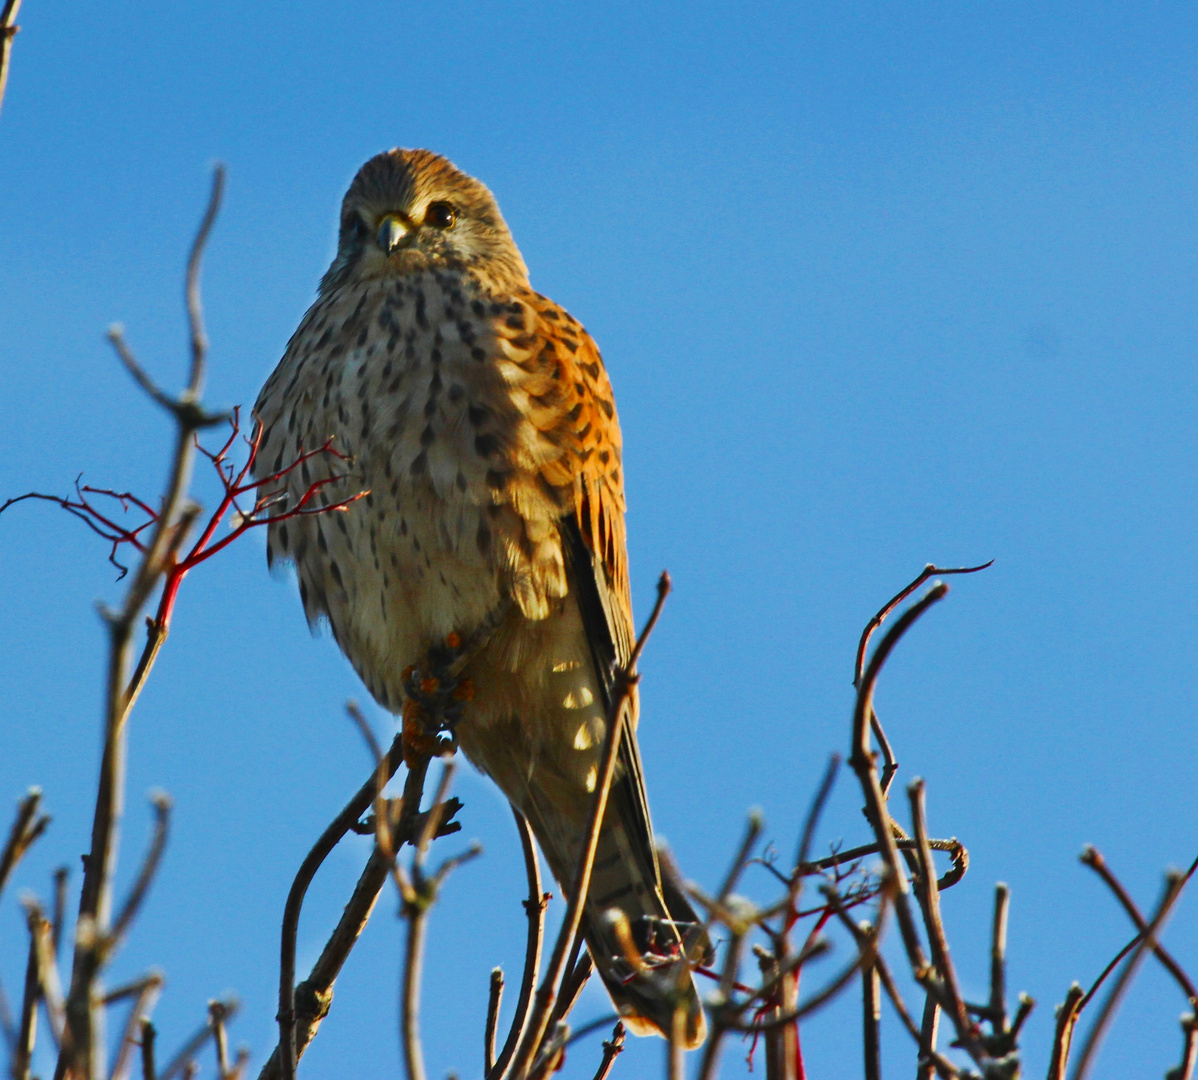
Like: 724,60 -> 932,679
424,201 -> 456,229
348,216 -> 370,242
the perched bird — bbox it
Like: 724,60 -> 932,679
253,148 -> 705,1045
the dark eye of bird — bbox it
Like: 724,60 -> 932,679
424,201 -> 456,229
349,216 -> 370,242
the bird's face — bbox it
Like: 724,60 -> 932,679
321,148 -> 529,294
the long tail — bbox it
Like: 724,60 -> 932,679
523,790 -> 708,1047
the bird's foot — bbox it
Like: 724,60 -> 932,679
400,633 -> 475,765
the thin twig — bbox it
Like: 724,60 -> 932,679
109,974 -> 162,1080
0,0 -> 23,120
210,1000 -> 231,1079
395,760 -> 478,1080
724,954 -> 865,1032
694,926 -> 747,1080
550,952 -> 594,1038
1171,1014 -> 1197,1080
110,793 -> 171,950
1081,847 -> 1198,1009
854,562 -> 989,799
1046,984 -> 1084,1080
1069,871 -> 1187,1080
487,809 -> 546,1080
849,584 -> 947,978
257,849 -> 391,1080
862,961 -> 881,1080
140,1020 -> 156,1080
509,572 -> 672,1079
158,998 -> 239,1080
24,899 -> 65,1047
908,779 -> 980,1059
486,969 -> 504,1075
989,882 -> 1010,1031
591,1022 -> 625,1080
59,166 -> 226,1080
794,756 -> 840,883
51,866 -> 69,957
14,902 -> 40,1080
853,562 -> 992,687
1,789 -> 50,900
401,887 -> 430,1080
276,731 -> 405,1080
779,836 -> 967,890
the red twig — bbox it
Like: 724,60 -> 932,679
1,407 -> 367,627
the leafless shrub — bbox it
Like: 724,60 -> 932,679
2,171 -> 1195,1080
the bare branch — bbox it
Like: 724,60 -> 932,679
24,900 -> 65,1047
1,789 -> 50,900
1069,870 -> 1187,1080
486,969 -> 504,1075
908,779 -> 980,1059
14,900 -> 40,1080
185,168 -> 224,396
401,889 -> 430,1080
210,1000 -> 231,1079
550,951 -> 593,1035
861,962 -> 880,1080
109,793 -> 171,951
488,809 -> 546,1080
1046,984 -> 1085,1080
849,584 -> 948,979
397,772 -> 478,1080
60,166 -> 227,1080
276,730 -> 404,1080
109,974 -> 162,1080
140,1020 -> 156,1080
158,998 -> 239,1080
51,866 -> 69,958
591,1022 -> 624,1080
0,0 -> 23,120
989,882 -> 1010,1031
1081,847 -> 1197,1010
853,562 -> 992,687
258,850 -> 390,1080
1170,1014 -> 1197,1080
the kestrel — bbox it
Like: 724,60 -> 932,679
253,149 -> 705,1046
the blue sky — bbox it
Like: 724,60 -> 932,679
3,3 -> 1197,1077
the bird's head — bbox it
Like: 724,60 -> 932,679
320,148 -> 529,294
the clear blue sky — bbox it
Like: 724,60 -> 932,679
3,3 -> 1197,1077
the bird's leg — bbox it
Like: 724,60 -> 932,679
400,631 -> 476,764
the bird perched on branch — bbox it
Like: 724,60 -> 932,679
253,148 -> 706,1046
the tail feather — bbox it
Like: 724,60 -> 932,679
523,792 -> 707,1047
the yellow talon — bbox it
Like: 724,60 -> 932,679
446,631 -> 461,649
420,677 -> 439,694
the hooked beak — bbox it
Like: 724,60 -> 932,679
378,214 -> 411,253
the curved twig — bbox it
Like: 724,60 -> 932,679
276,733 -> 405,1080
109,793 -> 171,951
849,583 -> 948,976
488,810 -> 545,1080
